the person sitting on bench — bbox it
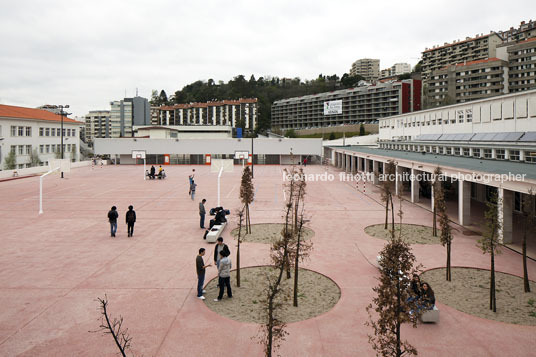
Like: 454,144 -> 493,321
418,282 -> 435,310
149,165 -> 156,179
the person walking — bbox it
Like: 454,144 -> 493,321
196,248 -> 211,300
199,199 -> 206,229
107,206 -> 119,237
190,180 -> 197,200
126,205 -> 136,237
214,250 -> 232,302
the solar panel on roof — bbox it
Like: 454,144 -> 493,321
471,133 -> 487,141
452,134 -> 465,140
503,132 -> 523,141
459,133 -> 475,141
519,132 -> 536,142
481,133 -> 496,141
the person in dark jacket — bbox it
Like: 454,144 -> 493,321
213,237 -> 230,268
126,205 -> 136,237
419,282 -> 435,310
199,199 -> 206,229
107,206 -> 119,237
149,165 -> 156,179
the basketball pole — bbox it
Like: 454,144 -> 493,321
217,167 -> 223,207
143,157 -> 146,180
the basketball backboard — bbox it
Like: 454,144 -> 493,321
132,150 -> 146,159
211,159 -> 234,173
234,151 -> 249,160
48,159 -> 71,173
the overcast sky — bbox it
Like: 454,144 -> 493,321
1,0 -> 535,118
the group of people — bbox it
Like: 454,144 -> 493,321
408,274 -> 436,311
196,237 -> 232,301
107,205 -> 137,237
147,165 -> 166,179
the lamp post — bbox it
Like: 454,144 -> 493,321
57,105 -> 70,178
251,135 -> 254,178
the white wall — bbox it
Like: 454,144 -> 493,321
94,138 -> 323,156
379,89 -> 536,141
0,118 -> 82,169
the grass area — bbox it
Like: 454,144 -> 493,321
297,131 -> 368,139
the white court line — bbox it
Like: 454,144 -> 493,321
226,184 -> 237,198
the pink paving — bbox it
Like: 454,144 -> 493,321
0,164 -> 535,356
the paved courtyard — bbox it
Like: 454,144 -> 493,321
0,164 -> 535,356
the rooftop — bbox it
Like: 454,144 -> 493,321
0,104 -> 79,123
334,146 -> 536,180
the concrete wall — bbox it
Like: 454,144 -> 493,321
94,138 -> 323,156
0,160 -> 92,179
296,123 -> 378,136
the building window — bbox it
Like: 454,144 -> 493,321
463,148 -> 470,156
496,149 -> 505,160
11,145 -> 16,154
45,128 -> 50,136
466,109 -> 472,122
11,126 -> 17,136
45,145 -> 50,153
18,126 -> 24,136
525,151 -> 536,163
483,149 -> 492,159
51,144 -> 56,153
39,127 -> 44,136
26,127 -> 32,136
72,129 -> 76,137
509,150 -> 520,161
454,148 -> 461,155
446,147 -> 452,155
40,145 -> 44,154
67,129 -> 71,136
457,110 -> 464,123
472,148 -> 481,157
18,145 -> 24,155
26,145 -> 31,155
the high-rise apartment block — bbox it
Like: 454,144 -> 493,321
380,63 -> 412,78
421,33 -> 504,80
109,96 -> 150,138
271,80 -> 421,130
349,58 -> 380,81
506,37 -> 536,93
84,110 -> 111,145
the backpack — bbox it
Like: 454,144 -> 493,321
126,210 -> 135,222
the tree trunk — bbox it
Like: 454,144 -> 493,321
523,226 -> 531,293
236,241 -> 241,287
267,297 -> 274,357
293,236 -> 301,307
390,195 -> 395,238
491,247 -> 496,312
396,278 -> 401,357
433,205 -> 437,237
446,243 -> 451,281
385,200 -> 389,230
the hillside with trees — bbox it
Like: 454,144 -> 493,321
151,73 -> 365,133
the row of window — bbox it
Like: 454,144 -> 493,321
39,127 -> 76,137
380,143 -> 536,163
9,144 -> 76,155
10,126 -> 32,137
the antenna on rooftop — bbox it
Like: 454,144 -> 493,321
136,88 -> 138,97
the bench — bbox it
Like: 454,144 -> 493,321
420,306 -> 440,323
206,221 -> 227,243
145,172 -> 166,180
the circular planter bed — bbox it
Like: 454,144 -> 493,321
230,223 -> 315,244
365,223 -> 440,244
420,267 -> 536,325
203,266 -> 340,323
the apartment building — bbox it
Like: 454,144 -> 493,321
498,20 -> 536,43
507,37 -> 536,93
109,96 -> 150,138
426,58 -> 509,107
157,99 -> 257,130
271,80 -> 421,130
421,33 -> 503,80
0,104 -> 82,169
380,63 -> 412,78
84,110 -> 111,145
349,58 -> 380,81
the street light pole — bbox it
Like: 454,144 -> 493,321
58,105 -> 69,178
251,135 -> 254,178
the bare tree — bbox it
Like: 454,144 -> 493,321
235,207 -> 245,287
92,295 -> 133,357
381,160 -> 396,237
435,168 -> 453,281
367,188 -> 420,357
257,168 -> 298,357
291,172 -> 312,307
240,166 -> 254,234
477,191 -> 502,312
521,189 -> 535,293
